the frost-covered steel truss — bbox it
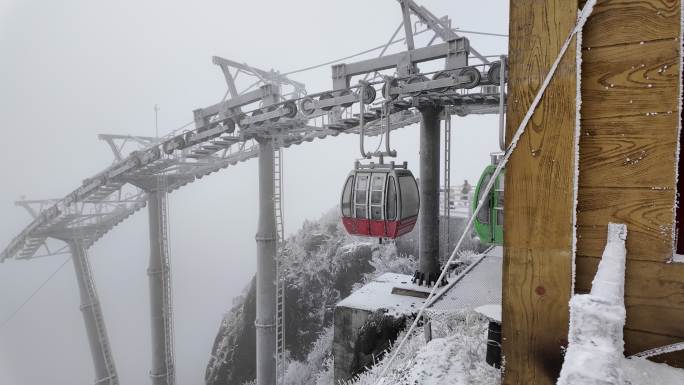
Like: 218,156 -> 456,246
0,111 -> 427,262
0,69 -> 500,262
0,0 -> 506,264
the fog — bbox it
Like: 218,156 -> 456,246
0,1 -> 508,384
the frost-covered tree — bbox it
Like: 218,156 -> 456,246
206,209 -> 416,385
205,207 -> 479,385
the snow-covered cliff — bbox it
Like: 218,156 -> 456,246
205,209 -> 418,385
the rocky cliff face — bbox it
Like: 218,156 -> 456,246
205,210 -> 415,385
205,210 -> 477,385
206,277 -> 258,385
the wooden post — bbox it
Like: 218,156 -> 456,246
502,1 -> 579,384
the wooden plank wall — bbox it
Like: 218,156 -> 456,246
576,0 -> 684,367
504,0 -> 684,382
501,1 -> 579,384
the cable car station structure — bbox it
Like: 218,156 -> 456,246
12,0 -> 684,385
0,2 -> 507,385
7,1 -> 684,384
6,0 -> 684,385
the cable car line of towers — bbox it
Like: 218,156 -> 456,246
0,57 -> 504,264
0,1 -> 508,385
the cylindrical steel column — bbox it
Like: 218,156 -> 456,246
69,239 -> 119,385
147,189 -> 175,385
256,138 -> 277,385
418,106 -> 441,279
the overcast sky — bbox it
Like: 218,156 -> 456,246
0,1 -> 508,384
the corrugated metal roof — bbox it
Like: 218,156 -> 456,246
428,246 -> 502,313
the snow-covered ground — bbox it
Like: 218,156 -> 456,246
280,223 -> 684,385
346,311 -> 500,385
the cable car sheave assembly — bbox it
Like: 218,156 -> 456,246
155,32 -> 503,156
1,31 -> 506,270
332,38 -> 506,242
36,38 -> 504,229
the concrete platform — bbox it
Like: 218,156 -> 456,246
428,246 -> 502,313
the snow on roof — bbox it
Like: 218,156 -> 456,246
336,273 -> 430,316
337,247 -> 503,318
475,304 -> 501,322
428,246 -> 502,313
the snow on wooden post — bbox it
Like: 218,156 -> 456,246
557,223 -> 627,385
589,224 -> 627,305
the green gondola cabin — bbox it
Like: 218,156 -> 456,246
472,162 -> 504,245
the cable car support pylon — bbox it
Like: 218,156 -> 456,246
71,238 -> 119,385
147,172 -> 175,385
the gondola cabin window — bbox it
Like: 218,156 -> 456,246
341,175 -> 354,217
386,176 -> 397,220
495,172 -> 504,225
398,175 -> 419,219
476,172 -> 493,225
370,174 -> 386,220
354,174 -> 369,219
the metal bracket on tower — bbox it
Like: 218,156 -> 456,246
98,134 -> 159,162
331,38 -> 470,91
212,56 -> 307,100
401,0 -> 489,64
498,55 -> 508,151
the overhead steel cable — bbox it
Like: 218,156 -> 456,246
452,28 -> 508,37
0,256 -> 71,331
282,26 -> 506,76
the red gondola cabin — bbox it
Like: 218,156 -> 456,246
340,163 -> 419,239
